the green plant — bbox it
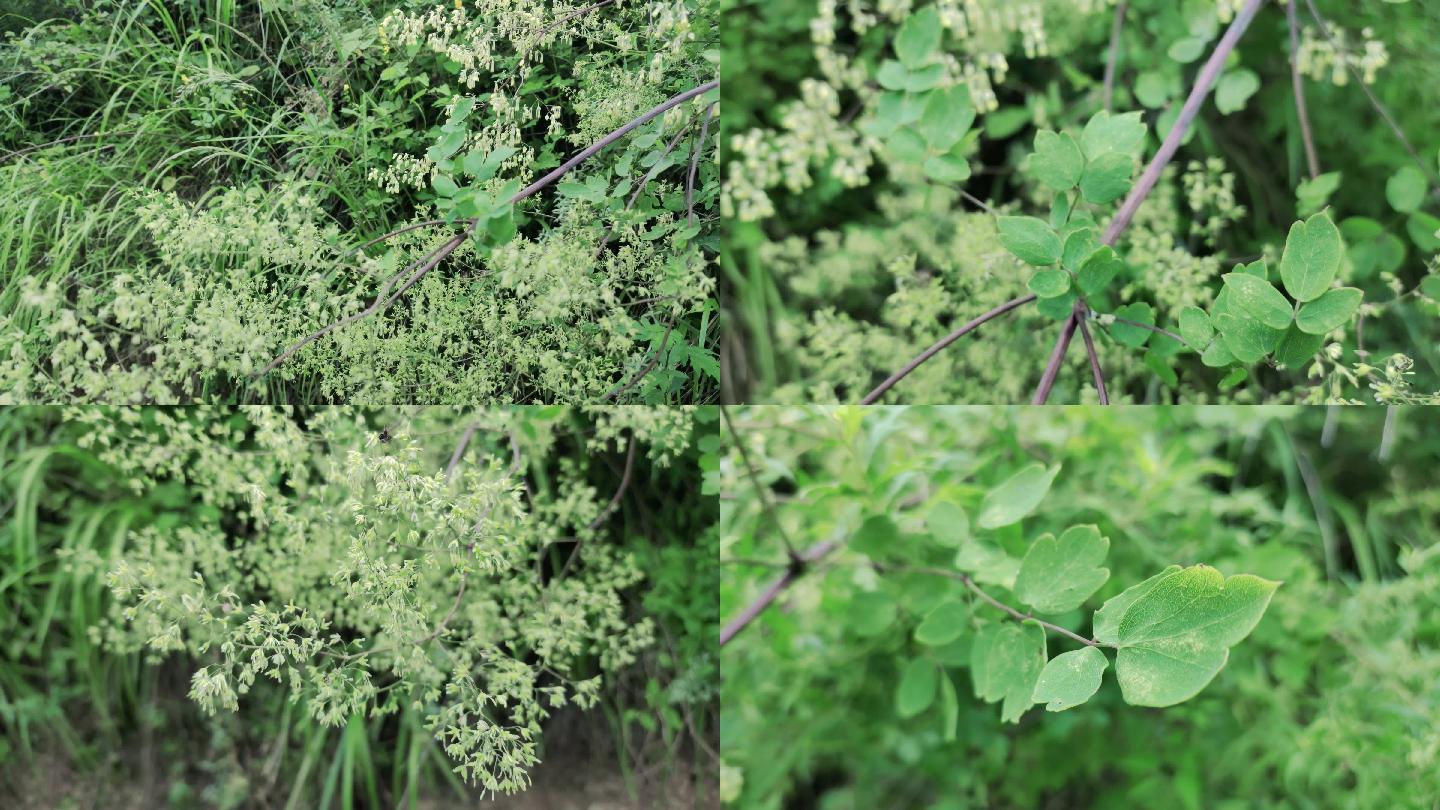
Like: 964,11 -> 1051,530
1,405 -> 717,806
718,405 -> 1440,808
722,0 -> 1440,404
0,0 -> 720,404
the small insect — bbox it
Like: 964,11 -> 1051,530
377,428 -> 391,444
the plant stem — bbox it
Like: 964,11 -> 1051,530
604,319 -> 676,401
1101,0 -> 1265,246
255,79 -> 718,378
1287,0 -> 1320,179
1102,1 -> 1128,112
1031,309 -> 1079,405
719,539 -> 839,647
1077,313 -> 1109,404
859,293 -> 1037,404
721,405 -> 800,559
687,102 -> 716,225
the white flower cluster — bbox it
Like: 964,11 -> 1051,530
1297,21 -> 1390,85
1182,158 -> 1246,245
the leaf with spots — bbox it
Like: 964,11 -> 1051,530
1032,647 -> 1108,711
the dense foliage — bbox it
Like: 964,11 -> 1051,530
0,406 -> 719,807
719,405 -> 1440,808
722,0 -> 1440,404
0,0 -> 718,403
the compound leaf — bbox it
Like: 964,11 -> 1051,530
997,216 -> 1062,266
1279,211 -> 1343,302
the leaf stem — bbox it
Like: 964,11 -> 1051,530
1031,308 -> 1080,405
1077,312 -> 1109,404
1102,1 -> 1128,113
722,405 -> 801,560
858,293 -> 1038,404
1286,0 -> 1320,180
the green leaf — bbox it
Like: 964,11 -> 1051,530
1093,565 -> 1182,644
977,464 -> 1060,529
1297,171 -> 1342,217
1201,338 -> 1235,367
1167,37 -> 1206,63
848,590 -> 897,637
1214,69 -> 1259,114
917,86 -> 975,151
462,146 -> 518,181
1113,565 -> 1280,707
876,60 -> 910,91
1178,306 -> 1213,349
449,96 -> 476,123
1035,290 -> 1078,320
1295,287 -> 1362,334
1134,71 -> 1171,108
1030,130 -> 1084,190
923,154 -> 971,183
1110,302 -> 1154,348
972,622 -> 1046,723
915,601 -> 969,646
1386,166 -> 1426,213
887,127 -> 929,163
430,130 -> 466,161
996,216 -> 1062,266
1406,211 -> 1440,252
1279,211 -> 1343,302
1080,111 -> 1146,159
938,672 -> 959,742
1014,525 -> 1111,614
1028,269 -> 1071,298
432,174 -> 458,198
954,538 -> 1020,588
1062,228 -> 1100,270
870,91 -> 925,137
896,658 -> 938,718
926,501 -> 969,547
1077,246 -> 1124,295
1222,273 -> 1293,330
1273,325 -> 1325,369
1032,647 -> 1109,712
1144,349 -> 1179,386
1215,312 -> 1282,363
1421,275 -> 1440,300
1219,366 -> 1248,389
894,6 -> 942,68
904,64 -> 945,92
1078,152 -> 1133,204
851,514 -> 901,558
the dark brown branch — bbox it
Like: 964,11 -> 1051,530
354,219 -> 449,254
858,293 -> 1037,404
446,422 -> 481,480
719,539 -> 839,647
721,404 -> 800,560
1287,0 -> 1320,179
255,79 -> 719,377
1031,309 -> 1080,405
1101,0 -> 1265,246
1102,1 -> 1128,112
1077,313 -> 1109,404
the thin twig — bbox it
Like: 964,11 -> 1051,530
532,0 -> 618,42
597,120 -> 696,257
1304,0 -> 1440,191
1102,0 -> 1265,246
958,189 -> 998,215
859,293 -> 1037,404
446,422 -> 481,480
1287,0 -> 1320,179
1077,313 -> 1109,404
719,539 -> 839,647
603,319 -> 676,401
555,435 -> 638,581
1107,315 -> 1187,346
1031,309 -> 1080,405
354,219 -> 449,254
721,405 -> 800,560
255,79 -> 719,377
686,102 -> 716,225
1102,1 -> 1128,112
